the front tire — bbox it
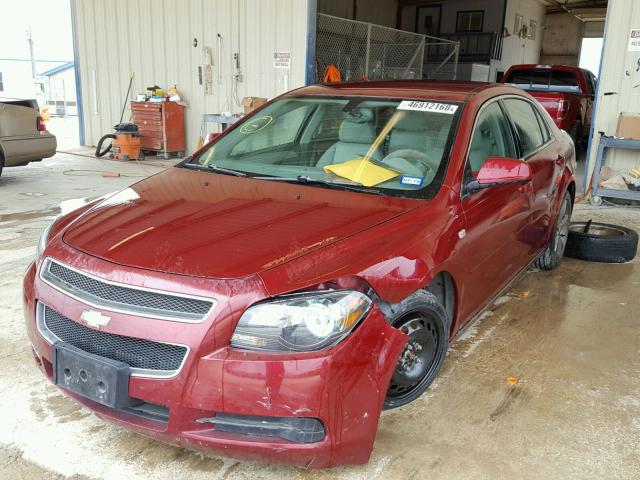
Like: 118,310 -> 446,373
534,190 -> 572,270
384,290 -> 449,410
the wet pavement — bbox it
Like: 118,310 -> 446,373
1,152 -> 639,479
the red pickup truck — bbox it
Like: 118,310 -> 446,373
501,64 -> 596,147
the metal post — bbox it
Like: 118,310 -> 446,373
364,22 -> 372,79
27,28 -> 36,79
452,43 -> 460,80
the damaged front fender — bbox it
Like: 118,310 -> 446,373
184,305 -> 407,468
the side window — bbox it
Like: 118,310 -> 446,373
503,99 -> 545,157
582,70 -> 594,95
467,102 -> 516,175
533,105 -> 552,143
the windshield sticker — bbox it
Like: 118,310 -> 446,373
397,100 -> 458,115
239,116 -> 273,134
400,175 -> 424,187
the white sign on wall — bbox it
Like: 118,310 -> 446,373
273,52 -> 291,69
629,29 -> 640,51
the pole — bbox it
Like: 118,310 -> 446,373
364,22 -> 371,79
27,28 -> 36,79
119,72 -> 135,124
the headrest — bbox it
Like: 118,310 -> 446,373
394,111 -> 431,132
339,108 -> 376,143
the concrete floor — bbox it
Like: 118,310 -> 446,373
1,152 -> 639,480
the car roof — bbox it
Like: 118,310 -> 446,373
285,80 -> 509,103
507,64 -> 581,72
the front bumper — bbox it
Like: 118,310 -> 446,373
23,251 -> 407,468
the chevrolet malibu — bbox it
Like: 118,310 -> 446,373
24,81 -> 575,468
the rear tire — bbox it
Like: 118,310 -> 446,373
570,121 -> 583,151
565,222 -> 638,263
534,191 -> 572,270
384,290 -> 449,410
0,152 -> 4,177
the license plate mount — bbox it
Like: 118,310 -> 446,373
53,341 -> 132,408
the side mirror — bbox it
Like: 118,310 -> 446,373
465,157 -> 532,194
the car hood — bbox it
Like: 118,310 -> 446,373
62,167 -> 417,279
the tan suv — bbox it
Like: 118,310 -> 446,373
0,100 -> 57,177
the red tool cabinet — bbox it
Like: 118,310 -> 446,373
131,101 -> 186,158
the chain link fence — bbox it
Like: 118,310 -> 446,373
316,14 -> 426,83
423,35 -> 460,80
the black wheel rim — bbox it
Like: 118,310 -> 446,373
387,315 -> 439,399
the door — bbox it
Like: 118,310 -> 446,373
415,5 -> 441,36
502,97 -> 563,254
457,100 -> 534,322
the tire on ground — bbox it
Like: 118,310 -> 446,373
383,290 -> 449,410
565,221 -> 638,263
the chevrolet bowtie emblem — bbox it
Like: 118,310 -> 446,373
80,310 -> 111,329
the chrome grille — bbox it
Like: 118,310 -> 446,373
41,259 -> 214,322
38,303 -> 188,377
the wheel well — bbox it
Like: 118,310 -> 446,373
425,271 -> 456,331
567,181 -> 576,207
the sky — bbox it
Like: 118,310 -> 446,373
0,0 -> 73,62
579,38 -> 604,76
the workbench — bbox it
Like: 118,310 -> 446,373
590,135 -> 640,206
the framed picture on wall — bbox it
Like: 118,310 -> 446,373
529,19 -> 537,40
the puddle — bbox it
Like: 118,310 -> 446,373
0,194 -> 103,223
0,206 -> 61,223
20,192 -> 48,197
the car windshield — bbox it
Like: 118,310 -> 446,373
188,96 -> 462,199
504,69 -> 581,93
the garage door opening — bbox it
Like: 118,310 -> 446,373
579,38 -> 604,79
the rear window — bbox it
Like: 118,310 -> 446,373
505,69 -> 580,93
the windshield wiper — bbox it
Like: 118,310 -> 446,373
253,175 -> 383,195
181,162 -> 247,177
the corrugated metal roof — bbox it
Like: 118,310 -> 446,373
40,61 -> 75,77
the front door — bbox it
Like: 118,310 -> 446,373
457,100 -> 533,323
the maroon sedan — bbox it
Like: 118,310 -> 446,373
24,81 -> 575,468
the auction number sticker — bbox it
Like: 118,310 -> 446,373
398,100 -> 458,114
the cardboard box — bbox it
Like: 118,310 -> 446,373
616,113 -> 640,140
241,97 -> 267,115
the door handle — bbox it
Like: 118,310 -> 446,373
555,155 -> 565,166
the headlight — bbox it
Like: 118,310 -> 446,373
231,290 -> 372,352
35,220 -> 56,262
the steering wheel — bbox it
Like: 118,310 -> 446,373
382,149 -> 437,179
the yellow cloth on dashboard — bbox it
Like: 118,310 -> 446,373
324,157 -> 400,187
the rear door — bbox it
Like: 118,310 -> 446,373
457,99 -> 533,321
502,97 -> 563,254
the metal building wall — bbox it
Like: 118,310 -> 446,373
586,0 -> 640,188
72,0 -> 309,152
